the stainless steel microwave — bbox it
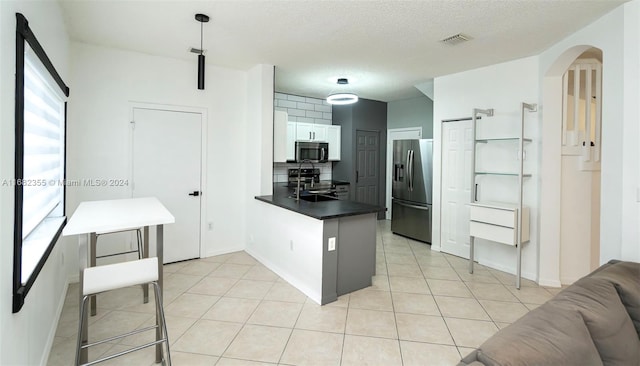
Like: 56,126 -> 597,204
295,141 -> 329,163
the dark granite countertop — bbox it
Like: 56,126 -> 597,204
255,183 -> 384,220
331,180 -> 350,185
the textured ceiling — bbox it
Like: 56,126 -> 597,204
59,0 -> 625,102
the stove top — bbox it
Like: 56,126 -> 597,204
288,168 -> 320,184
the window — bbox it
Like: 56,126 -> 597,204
13,13 -> 69,313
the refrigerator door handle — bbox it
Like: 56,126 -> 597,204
406,149 -> 411,192
408,150 -> 415,191
394,200 -> 429,211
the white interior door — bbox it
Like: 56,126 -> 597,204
441,120 -> 473,258
386,128 -> 422,219
132,107 -> 202,263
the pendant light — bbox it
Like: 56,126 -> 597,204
326,78 -> 358,105
195,13 -> 209,90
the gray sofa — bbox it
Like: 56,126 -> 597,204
459,260 -> 640,366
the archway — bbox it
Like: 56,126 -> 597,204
540,45 -> 603,286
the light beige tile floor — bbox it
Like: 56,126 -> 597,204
48,220 -> 554,366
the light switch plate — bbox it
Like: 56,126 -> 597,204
328,237 -> 336,251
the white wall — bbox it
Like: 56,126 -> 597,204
67,43 -> 250,262
433,56 -> 540,280
560,155 -> 601,284
245,64 -> 275,199
0,1 -> 71,364
538,0 -> 640,285
245,64 -> 276,248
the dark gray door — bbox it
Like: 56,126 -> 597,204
355,130 -> 380,206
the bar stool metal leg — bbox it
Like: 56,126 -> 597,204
89,233 -> 97,317
152,281 -> 171,366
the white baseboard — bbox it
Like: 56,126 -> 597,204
245,248 -> 322,304
539,278 -> 562,288
41,278 -> 71,366
205,245 -> 245,258
477,258 -> 537,283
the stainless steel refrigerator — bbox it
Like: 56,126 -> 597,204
391,139 -> 433,243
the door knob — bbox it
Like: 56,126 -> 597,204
188,191 -> 200,196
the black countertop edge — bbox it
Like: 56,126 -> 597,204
281,180 -> 350,188
255,195 -> 385,220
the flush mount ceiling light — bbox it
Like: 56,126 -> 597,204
326,78 -> 358,105
194,13 -> 209,90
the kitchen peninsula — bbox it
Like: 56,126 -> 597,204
251,186 -> 385,305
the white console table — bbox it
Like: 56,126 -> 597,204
63,197 -> 174,364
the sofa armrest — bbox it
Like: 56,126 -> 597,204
458,349 -> 482,365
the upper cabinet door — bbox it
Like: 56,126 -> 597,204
273,111 -> 288,163
327,125 -> 341,161
286,122 -> 296,161
296,122 -> 313,141
312,124 -> 328,142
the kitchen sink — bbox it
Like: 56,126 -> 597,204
299,194 -> 338,202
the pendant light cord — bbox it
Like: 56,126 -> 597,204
200,21 -> 203,55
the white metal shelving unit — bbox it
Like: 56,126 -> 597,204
468,103 -> 537,289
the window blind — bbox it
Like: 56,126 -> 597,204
21,44 -> 66,239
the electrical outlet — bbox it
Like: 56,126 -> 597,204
328,237 -> 336,251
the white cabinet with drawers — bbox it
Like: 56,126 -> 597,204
469,202 -> 529,246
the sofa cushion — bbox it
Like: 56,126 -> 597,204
590,261 -> 640,336
468,303 -> 603,366
550,276 -> 640,366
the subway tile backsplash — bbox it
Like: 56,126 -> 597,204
274,92 -> 332,125
273,162 -> 332,183
273,93 -> 333,182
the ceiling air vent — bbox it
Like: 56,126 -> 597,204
440,33 -> 472,45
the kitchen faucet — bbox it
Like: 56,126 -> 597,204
296,159 -> 315,201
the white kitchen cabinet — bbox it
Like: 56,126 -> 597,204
296,122 -> 327,142
283,121 -> 339,161
327,125 -> 341,161
286,122 -> 296,161
312,124 -> 327,142
273,110 -> 288,163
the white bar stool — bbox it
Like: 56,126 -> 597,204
75,257 -> 171,366
90,227 -> 144,316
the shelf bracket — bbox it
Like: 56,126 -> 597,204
473,108 -> 494,117
523,103 -> 537,112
